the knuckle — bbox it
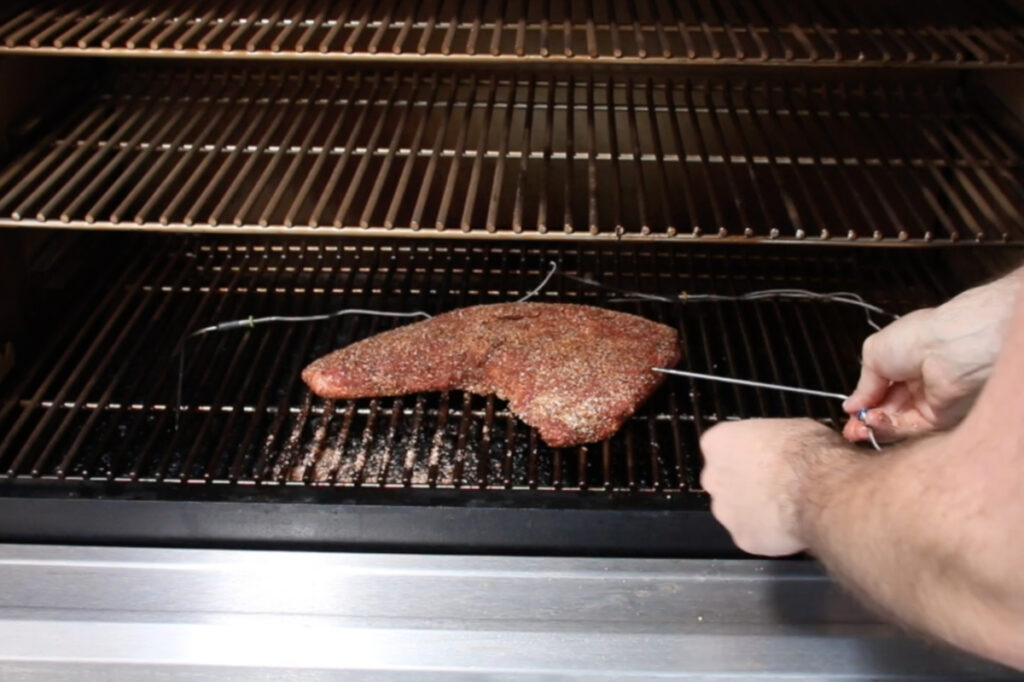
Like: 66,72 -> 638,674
699,464 -> 719,492
861,333 -> 881,361
707,498 -> 722,523
709,499 -> 733,528
732,532 -> 756,554
699,424 -> 724,453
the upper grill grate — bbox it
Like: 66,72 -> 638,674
0,67 -> 1023,243
1,0 -> 1023,66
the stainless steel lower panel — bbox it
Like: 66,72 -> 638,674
0,544 -> 1017,680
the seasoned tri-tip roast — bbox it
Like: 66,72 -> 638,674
302,303 -> 681,447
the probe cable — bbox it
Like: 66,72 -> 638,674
652,367 -> 882,451
174,261 -> 888,449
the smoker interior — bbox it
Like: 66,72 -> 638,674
0,230 -> 1017,553
0,1 -> 1023,558
1,0 -> 1023,66
1,64 -> 1024,243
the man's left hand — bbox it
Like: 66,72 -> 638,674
699,418 -> 844,556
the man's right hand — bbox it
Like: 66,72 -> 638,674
843,268 -> 1022,443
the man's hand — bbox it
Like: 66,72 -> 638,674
843,270 -> 1020,443
699,418 -> 850,556
699,270 -> 1024,669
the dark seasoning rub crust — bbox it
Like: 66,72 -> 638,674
302,303 -> 681,448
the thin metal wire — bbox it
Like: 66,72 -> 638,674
172,256 -> 549,432
181,258 -> 559,364
176,256 -> 889,449
188,309 -> 433,337
652,368 -> 882,451
653,367 -> 848,401
516,261 -> 559,302
562,269 -> 898,331
176,309 -> 433,430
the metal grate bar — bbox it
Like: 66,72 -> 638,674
2,67 -> 1024,244
1,0 -> 1023,65
4,235 -> 1001,495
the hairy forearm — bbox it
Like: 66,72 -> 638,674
801,270 -> 1024,668
797,434 -> 1022,666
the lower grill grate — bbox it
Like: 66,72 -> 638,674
0,236 -> 1002,496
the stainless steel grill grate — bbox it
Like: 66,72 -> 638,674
1,0 -> 1023,66
0,235 -> 1002,494
1,67 -> 1023,243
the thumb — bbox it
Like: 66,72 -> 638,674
843,365 -> 890,413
